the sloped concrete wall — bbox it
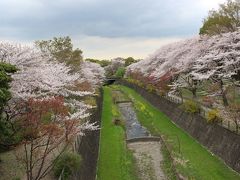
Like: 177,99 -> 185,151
74,88 -> 103,180
118,80 -> 240,173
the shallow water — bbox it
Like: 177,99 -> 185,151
118,102 -> 149,139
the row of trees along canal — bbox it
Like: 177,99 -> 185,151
0,37 -> 104,180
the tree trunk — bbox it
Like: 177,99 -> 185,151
235,120 -> 239,133
222,92 -> 229,106
180,91 -> 183,104
220,80 -> 229,106
192,88 -> 197,99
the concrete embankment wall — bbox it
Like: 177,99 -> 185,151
118,80 -> 240,173
74,88 -> 103,180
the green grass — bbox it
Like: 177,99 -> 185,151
160,144 -> 177,180
96,87 -> 138,180
111,85 -> 131,102
118,85 -> 240,180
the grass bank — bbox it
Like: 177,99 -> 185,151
96,87 -> 137,180
119,85 -> 240,180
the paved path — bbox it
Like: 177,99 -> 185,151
128,141 -> 166,180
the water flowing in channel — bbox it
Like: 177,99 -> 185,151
118,102 -> 149,139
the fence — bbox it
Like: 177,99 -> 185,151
162,93 -> 240,135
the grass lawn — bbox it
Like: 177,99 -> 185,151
119,85 -> 240,180
96,87 -> 137,180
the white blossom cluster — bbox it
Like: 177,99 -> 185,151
0,42 -> 105,133
0,42 -> 81,98
67,99 -> 93,120
127,37 -> 207,78
80,61 -> 105,88
104,57 -> 125,76
190,32 -> 240,81
77,121 -> 99,136
127,31 -> 240,83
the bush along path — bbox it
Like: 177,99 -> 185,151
118,85 -> 240,180
97,86 -> 176,180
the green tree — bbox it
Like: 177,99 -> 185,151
0,62 -> 18,151
200,0 -> 240,35
114,67 -> 126,78
35,36 -> 83,71
124,57 -> 137,67
85,58 -> 110,67
0,62 -> 17,112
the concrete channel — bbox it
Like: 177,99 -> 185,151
114,90 -> 166,180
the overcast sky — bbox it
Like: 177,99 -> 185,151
0,0 -> 226,59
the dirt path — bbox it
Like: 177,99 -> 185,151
128,141 -> 166,180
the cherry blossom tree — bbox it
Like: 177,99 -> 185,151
169,73 -> 201,99
126,30 -> 240,106
190,32 -> 240,106
105,57 -> 124,77
0,41 -> 106,180
15,96 -> 98,180
0,42 -> 105,98
80,61 -> 105,88
0,41 -> 104,159
0,42 -> 105,134
127,37 -> 208,79
0,42 -> 81,98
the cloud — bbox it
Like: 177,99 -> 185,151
74,35 -> 184,59
0,0 -> 225,39
200,0 -> 226,9
0,0 -> 226,58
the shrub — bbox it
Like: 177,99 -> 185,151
146,84 -> 155,93
126,78 -> 134,83
207,109 -> 220,123
202,96 -> 214,108
0,118 -> 22,151
158,90 -> 167,97
12,177 -> 21,180
112,118 -> 125,128
181,100 -> 200,114
112,104 -> 121,118
84,96 -> 97,106
136,80 -> 144,88
114,67 -> 125,78
53,152 -> 82,179
112,93 -> 118,104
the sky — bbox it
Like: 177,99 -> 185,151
0,0 -> 226,59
